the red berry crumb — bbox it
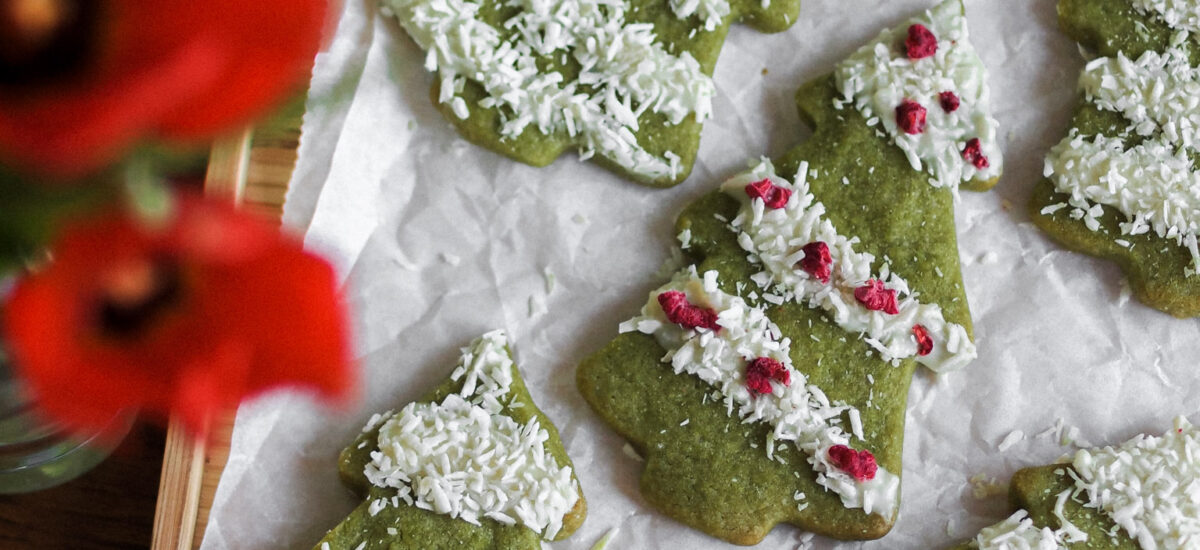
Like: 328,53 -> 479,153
744,179 -> 792,209
797,241 -> 833,283
657,291 -> 721,332
854,279 -> 899,315
828,445 -> 878,482
912,324 -> 933,356
745,357 -> 790,395
895,100 -> 927,135
962,138 -> 989,169
905,24 -> 938,60
939,91 -> 960,112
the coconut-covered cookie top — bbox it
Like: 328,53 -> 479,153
1130,0 -> 1200,34
969,417 -> 1200,550
834,0 -> 1002,190
1044,46 -> 1200,274
363,331 -> 579,539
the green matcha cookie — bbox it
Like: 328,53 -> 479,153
578,0 -> 1000,544
315,331 -> 586,550
1032,0 -> 1200,317
381,0 -> 799,187
953,417 -> 1198,549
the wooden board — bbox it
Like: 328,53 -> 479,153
150,101 -> 305,550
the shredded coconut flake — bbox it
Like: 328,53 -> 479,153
364,331 -> 578,539
1071,416 -> 1200,549
1045,47 -> 1200,273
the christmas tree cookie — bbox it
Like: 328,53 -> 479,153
578,0 -> 1000,543
381,0 -> 800,187
315,331 -> 586,550
952,417 -> 1200,550
1033,0 -> 1200,317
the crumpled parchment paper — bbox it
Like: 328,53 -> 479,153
198,0 -> 1200,548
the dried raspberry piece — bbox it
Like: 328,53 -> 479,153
895,100 -> 926,135
828,445 -> 878,482
657,290 -> 721,331
904,23 -> 937,60
962,138 -> 989,169
854,279 -> 899,314
744,179 -> 792,209
745,357 -> 790,395
939,91 -> 960,113
912,324 -> 933,356
796,241 -> 832,283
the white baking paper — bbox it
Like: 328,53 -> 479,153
199,0 -> 1200,548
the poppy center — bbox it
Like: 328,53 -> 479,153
97,257 -> 182,339
0,0 -> 97,88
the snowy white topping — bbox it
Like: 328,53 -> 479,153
1130,0 -> 1200,34
385,0 -> 715,180
1071,416 -> 1200,549
972,510 -> 1064,550
1044,131 -> 1200,273
669,0 -> 731,32
719,159 -> 976,373
834,0 -> 1002,189
1080,48 -> 1200,151
1044,46 -> 1200,273
364,331 -> 578,539
620,266 -> 900,517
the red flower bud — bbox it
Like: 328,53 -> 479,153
2,194 -> 355,436
0,0 -> 328,178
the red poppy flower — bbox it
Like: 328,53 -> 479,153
1,194 -> 354,436
0,0 -> 327,178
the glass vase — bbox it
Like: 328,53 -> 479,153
0,348 -> 133,494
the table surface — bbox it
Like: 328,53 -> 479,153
0,421 -> 166,549
0,101 -> 301,549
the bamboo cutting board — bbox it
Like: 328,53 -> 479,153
151,100 -> 304,550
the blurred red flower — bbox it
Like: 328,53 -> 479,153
1,195 -> 354,436
0,0 -> 327,177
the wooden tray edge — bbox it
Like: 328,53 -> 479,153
150,127 -> 254,550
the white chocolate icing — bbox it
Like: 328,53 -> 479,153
1072,416 -> 1200,549
384,0 -> 716,180
1130,0 -> 1200,35
834,0 -> 1002,189
620,267 -> 900,518
364,331 -> 578,539
720,159 -> 976,373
